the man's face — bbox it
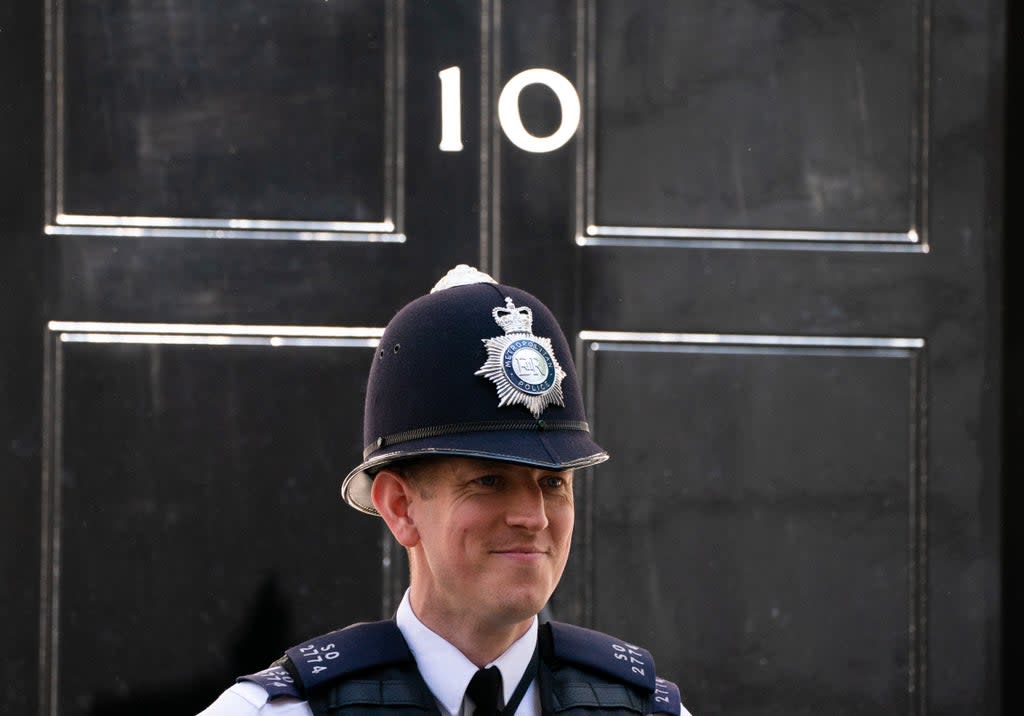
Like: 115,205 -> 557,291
404,457 -> 575,634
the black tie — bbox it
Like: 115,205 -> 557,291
466,666 -> 503,716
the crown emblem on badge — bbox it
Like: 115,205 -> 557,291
492,299 -> 534,334
476,297 -> 566,418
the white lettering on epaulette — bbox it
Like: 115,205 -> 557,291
611,642 -> 647,677
263,667 -> 295,690
298,642 -> 341,675
653,677 -> 671,705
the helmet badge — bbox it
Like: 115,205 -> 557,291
476,297 -> 567,418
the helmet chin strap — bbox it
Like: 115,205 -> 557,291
364,419 -> 591,459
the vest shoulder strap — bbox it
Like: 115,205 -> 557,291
238,620 -> 413,701
543,622 -> 683,716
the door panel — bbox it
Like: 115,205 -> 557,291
0,0 -> 1003,714
60,1 -> 392,225
590,0 -> 920,236
42,326 -> 387,714
581,336 -> 924,715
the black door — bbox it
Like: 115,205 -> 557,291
0,1 -> 1004,715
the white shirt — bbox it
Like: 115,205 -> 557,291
197,591 -> 540,716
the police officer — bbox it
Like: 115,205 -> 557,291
199,266 -> 693,716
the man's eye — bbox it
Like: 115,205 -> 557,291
476,475 -> 499,487
541,476 -> 565,489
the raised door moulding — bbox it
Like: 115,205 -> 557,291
574,0 -> 930,253
575,330 -> 928,712
38,322 -> 385,716
43,0 -> 406,242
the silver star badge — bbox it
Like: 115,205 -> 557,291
475,297 -> 566,417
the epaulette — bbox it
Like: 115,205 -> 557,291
238,620 -> 412,701
546,621 -> 683,716
237,663 -> 303,701
651,677 -> 682,716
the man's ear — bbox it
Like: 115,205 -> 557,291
371,468 -> 420,548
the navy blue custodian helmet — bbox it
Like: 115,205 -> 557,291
341,265 -> 609,515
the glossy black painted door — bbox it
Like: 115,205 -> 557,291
493,2 -> 1002,715
0,1 -> 1004,715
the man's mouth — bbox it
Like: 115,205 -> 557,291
491,546 -> 549,559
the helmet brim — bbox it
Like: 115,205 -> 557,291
341,429 -> 609,515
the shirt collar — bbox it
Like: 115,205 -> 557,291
395,590 -> 538,716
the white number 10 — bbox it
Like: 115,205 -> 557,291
438,66 -> 582,154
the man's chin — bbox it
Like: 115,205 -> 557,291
485,588 -> 554,625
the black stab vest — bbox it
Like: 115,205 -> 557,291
239,621 -> 683,716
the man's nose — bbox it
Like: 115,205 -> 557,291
505,482 -> 549,531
